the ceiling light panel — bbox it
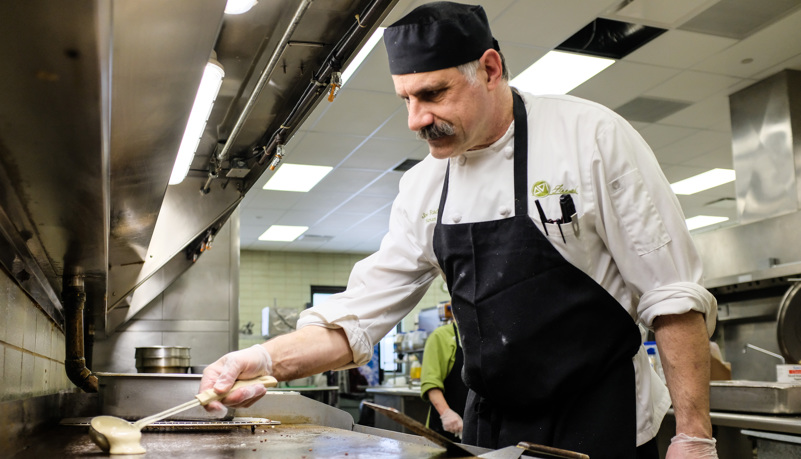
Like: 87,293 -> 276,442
263,164 -> 333,192
671,168 -> 736,195
511,51 -> 614,95
686,215 -> 729,231
258,225 -> 309,242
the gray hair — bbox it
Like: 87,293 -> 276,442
456,50 -> 510,85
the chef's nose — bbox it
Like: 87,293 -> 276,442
406,100 -> 434,132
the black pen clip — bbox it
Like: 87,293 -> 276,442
535,199 -> 549,236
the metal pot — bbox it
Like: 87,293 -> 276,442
135,346 -> 191,373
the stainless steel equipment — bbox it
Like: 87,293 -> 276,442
135,346 -> 191,374
710,381 -> 801,414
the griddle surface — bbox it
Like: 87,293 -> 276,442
15,424 -> 455,458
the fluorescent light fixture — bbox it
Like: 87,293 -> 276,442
670,168 -> 736,195
258,225 -> 308,242
169,58 -> 225,185
685,215 -> 729,231
225,0 -> 257,14
510,50 -> 614,95
341,27 -> 385,85
263,163 -> 332,192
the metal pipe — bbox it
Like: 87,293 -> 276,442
202,0 -> 315,193
64,276 -> 98,392
255,0 -> 397,166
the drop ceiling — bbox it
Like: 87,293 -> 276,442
240,0 -> 801,253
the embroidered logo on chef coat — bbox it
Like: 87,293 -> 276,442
421,209 -> 438,223
532,180 -> 577,197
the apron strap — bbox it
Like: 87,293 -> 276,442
511,91 -> 528,217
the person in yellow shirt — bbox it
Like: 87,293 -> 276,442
420,302 -> 468,441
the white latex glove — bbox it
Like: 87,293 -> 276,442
199,344 -> 273,413
666,433 -> 718,458
440,408 -> 463,436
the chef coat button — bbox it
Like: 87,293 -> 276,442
504,148 -> 513,160
452,214 -> 462,223
499,206 -> 511,217
457,155 -> 467,166
611,180 -> 621,190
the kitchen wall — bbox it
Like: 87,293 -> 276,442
0,267 -> 72,402
238,250 -> 451,349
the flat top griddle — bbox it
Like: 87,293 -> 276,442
16,424 -> 455,458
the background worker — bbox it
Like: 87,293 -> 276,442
420,302 -> 468,441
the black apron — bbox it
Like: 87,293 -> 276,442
427,323 -> 469,442
432,92 -> 642,458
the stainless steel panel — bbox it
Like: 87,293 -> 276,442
693,211 -> 801,284
710,381 -> 801,414
96,373 -> 229,421
0,0 -> 110,325
730,69 -> 801,224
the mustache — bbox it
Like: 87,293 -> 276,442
416,122 -> 455,141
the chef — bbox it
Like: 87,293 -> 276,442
200,2 -> 719,457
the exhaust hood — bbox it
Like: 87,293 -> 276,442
0,0 -> 397,337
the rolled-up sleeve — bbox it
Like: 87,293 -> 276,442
297,171 -> 441,367
591,115 -> 717,334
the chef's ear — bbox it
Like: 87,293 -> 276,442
480,49 -> 505,90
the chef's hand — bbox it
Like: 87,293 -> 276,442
666,433 -> 718,458
440,409 -> 463,436
199,344 -> 273,413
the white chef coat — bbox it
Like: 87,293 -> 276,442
297,90 -> 717,445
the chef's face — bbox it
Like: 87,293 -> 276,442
393,65 -> 493,159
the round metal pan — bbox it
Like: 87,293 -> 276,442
777,282 -> 801,364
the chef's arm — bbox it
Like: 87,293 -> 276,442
653,311 -> 713,438
265,325 -> 354,381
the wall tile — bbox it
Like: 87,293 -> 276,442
34,356 -> 47,395
6,299 -> 25,348
0,278 -> 8,342
3,346 -> 22,401
23,304 -> 38,350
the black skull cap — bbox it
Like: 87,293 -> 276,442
384,2 -> 499,75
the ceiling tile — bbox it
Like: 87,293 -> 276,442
373,106 -> 414,140
691,6 -> 801,78
312,168 -> 385,194
682,145 -> 734,169
653,129 -> 732,164
624,30 -> 737,69
492,0 -> 619,48
342,138 -> 424,171
638,124 -> 700,150
245,189 -> 305,210
500,43 -> 550,80
313,90 -> 403,137
569,61 -> 680,110
645,70 -> 743,102
285,131 -> 364,167
336,195 -> 393,215
359,172 -> 403,198
658,96 -> 731,131
343,42 -> 396,94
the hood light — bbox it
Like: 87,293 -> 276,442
169,57 -> 225,185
